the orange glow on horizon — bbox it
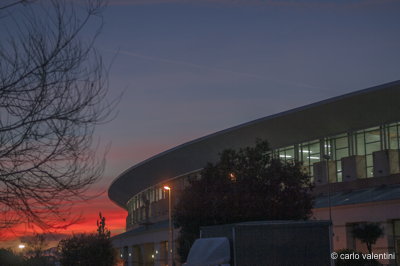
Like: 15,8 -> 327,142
0,194 -> 127,248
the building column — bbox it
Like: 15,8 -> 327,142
140,244 -> 146,265
131,245 -> 143,266
386,220 -> 397,266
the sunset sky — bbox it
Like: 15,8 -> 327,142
2,0 -> 400,248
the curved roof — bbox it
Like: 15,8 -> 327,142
109,80 -> 400,209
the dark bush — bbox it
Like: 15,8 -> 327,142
58,234 -> 115,266
0,248 -> 24,266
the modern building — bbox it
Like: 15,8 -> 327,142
109,80 -> 400,266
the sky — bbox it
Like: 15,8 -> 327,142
2,0 -> 400,248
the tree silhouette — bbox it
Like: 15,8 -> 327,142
58,213 -> 115,266
174,140 -> 314,261
23,233 -> 47,258
0,0 -> 117,231
352,223 -> 384,254
97,212 -> 111,238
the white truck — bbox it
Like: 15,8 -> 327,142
184,220 -> 332,266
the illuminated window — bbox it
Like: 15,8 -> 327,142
229,173 -> 237,182
149,188 -> 155,203
355,127 -> 381,177
388,123 -> 400,150
325,133 -> 348,182
276,145 -> 295,162
299,140 -> 320,177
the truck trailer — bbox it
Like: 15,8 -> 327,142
184,220 -> 332,266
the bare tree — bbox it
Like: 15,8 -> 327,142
0,0 -> 115,232
22,233 -> 47,258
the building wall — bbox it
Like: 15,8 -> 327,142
313,200 -> 400,265
110,83 -> 400,266
114,227 -> 180,266
124,122 -> 400,229
125,171 -> 201,231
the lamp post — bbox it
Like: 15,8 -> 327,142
164,185 -> 174,266
323,154 -> 332,222
323,154 -> 334,266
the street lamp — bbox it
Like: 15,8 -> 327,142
323,154 -> 334,266
163,185 -> 174,266
18,244 -> 25,255
322,154 -> 332,222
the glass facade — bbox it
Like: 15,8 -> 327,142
125,171 -> 201,229
126,185 -> 167,229
125,122 -> 400,229
274,145 -> 295,162
351,127 -> 380,177
300,140 -> 321,178
271,122 -> 400,181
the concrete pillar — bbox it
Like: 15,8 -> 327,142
140,244 -> 146,265
131,245 -> 143,266
385,220 -> 397,266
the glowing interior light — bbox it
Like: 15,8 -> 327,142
163,185 -> 171,190
155,250 -> 159,254
129,253 -> 131,257
151,254 -> 155,259
308,156 -> 320,159
18,244 -> 25,249
279,155 -> 292,158
229,173 -> 237,182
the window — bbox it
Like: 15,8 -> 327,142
355,127 -> 381,177
299,140 -> 321,178
149,188 -> 155,203
387,123 -> 400,150
329,133 -> 349,182
275,145 -> 295,162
